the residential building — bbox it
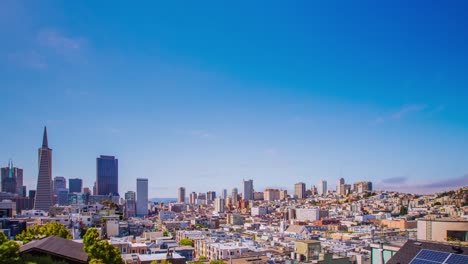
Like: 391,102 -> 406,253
264,189 -> 280,201
295,182 -> 306,199
417,218 -> 468,242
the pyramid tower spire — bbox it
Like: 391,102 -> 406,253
42,126 -> 48,148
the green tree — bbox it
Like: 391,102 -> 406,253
83,228 -> 124,264
210,260 -> 226,264
199,256 -> 208,260
0,232 -> 20,264
399,206 -> 408,216
180,238 -> 194,246
434,201 -> 442,206
163,230 -> 169,236
16,222 -> 72,244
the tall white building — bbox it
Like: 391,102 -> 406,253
318,180 -> 327,196
136,178 -> 148,217
214,197 -> 225,213
242,179 -> 254,201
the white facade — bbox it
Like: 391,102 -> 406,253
214,197 -> 225,213
251,206 -> 268,216
136,178 -> 148,217
295,208 -> 320,221
318,180 -> 327,196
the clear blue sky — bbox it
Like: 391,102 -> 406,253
1,1 -> 467,197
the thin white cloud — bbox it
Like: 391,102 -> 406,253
190,130 -> 215,139
38,29 -> 87,53
373,117 -> 385,125
264,148 -> 278,156
392,104 -> 427,120
7,50 -> 47,69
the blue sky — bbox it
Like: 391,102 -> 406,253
1,1 -> 467,197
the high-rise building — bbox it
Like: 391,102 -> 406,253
337,178 -> 344,193
69,178 -> 83,193
34,127 -> 53,211
1,160 -> 23,195
222,189 -> 227,199
280,190 -> 288,200
206,191 -> 216,202
353,181 -> 373,193
53,176 -> 66,195
214,197 -> 225,213
29,190 -> 36,199
124,191 -> 136,218
242,179 -> 254,201
96,155 -> 119,196
231,188 -> 238,204
264,189 -> 280,201
294,182 -> 306,199
178,187 -> 186,203
136,178 -> 148,217
318,180 -> 327,196
189,192 -> 197,205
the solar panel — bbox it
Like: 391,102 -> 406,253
445,254 -> 468,264
409,249 -> 468,264
410,259 -> 444,264
415,249 -> 450,263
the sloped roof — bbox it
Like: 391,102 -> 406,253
387,239 -> 468,264
284,225 -> 308,234
20,236 -> 88,263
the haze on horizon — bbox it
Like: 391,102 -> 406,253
1,1 -> 467,197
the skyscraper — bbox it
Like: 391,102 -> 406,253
178,187 -> 186,203
69,178 -> 83,193
318,180 -> 327,196
1,160 -> 23,195
34,127 -> 53,211
96,155 -> 119,196
53,176 -> 66,195
136,178 -> 148,217
242,179 -> 254,201
294,182 -> 306,199
125,191 -> 136,218
231,188 -> 238,204
189,192 -> 197,204
214,197 -> 225,213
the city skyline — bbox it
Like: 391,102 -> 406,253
1,1 -> 468,197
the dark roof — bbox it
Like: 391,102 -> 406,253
387,239 -> 468,264
20,236 -> 88,263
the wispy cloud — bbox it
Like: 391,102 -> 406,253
264,148 -> 279,156
7,28 -> 88,70
392,104 -> 427,120
372,117 -> 385,125
38,29 -> 87,54
7,50 -> 47,69
189,130 -> 215,139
